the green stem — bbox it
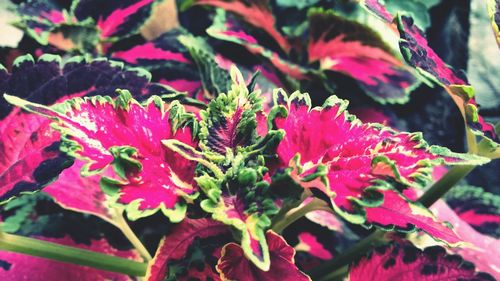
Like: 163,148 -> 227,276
0,232 -> 147,276
465,126 -> 478,154
272,198 -> 330,233
113,210 -> 152,261
307,230 -> 385,279
418,164 -> 475,207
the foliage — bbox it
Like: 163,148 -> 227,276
0,0 -> 499,280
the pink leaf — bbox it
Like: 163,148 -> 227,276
272,90 -> 486,243
145,218 -> 230,281
196,0 -> 291,52
308,9 -> 416,103
216,231 -> 311,281
43,161 -> 115,224
295,232 -> 333,260
430,199 -> 500,279
6,92 -> 198,221
349,241 -> 495,281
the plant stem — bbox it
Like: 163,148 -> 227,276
113,210 -> 152,261
465,126 -> 478,154
307,230 -> 385,279
0,232 -> 147,276
418,164 -> 475,207
271,198 -> 330,233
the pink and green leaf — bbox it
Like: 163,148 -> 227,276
5,91 -> 198,221
357,0 -> 499,144
0,54 -> 164,204
0,236 -> 141,281
294,232 -> 333,260
364,190 -> 461,245
73,0 -> 160,40
428,199 -> 500,279
348,241 -> 495,281
197,66 -> 267,156
397,15 -> 499,144
206,11 -> 310,80
145,218 -> 230,281
42,161 -> 116,224
272,90 -> 487,243
445,185 -> 500,238
200,191 -> 273,271
195,0 -> 291,52
216,231 -> 311,281
308,8 -> 417,104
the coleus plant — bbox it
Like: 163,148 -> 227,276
0,0 -> 499,280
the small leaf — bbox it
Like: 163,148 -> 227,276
294,232 -> 333,260
349,241 -> 495,280
198,65 -> 266,156
217,231 -> 311,281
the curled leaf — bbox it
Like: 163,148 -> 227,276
145,218 -> 230,281
217,231 -> 311,281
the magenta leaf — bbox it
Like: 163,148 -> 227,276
429,199 -> 500,279
216,231 -> 311,281
111,30 -> 203,96
195,0 -> 291,52
5,91 -> 198,221
0,236 -> 140,281
294,232 -> 333,260
0,54 -> 164,204
349,241 -> 495,281
43,161 -> 116,224
145,218 -> 230,281
271,90 -> 488,243
357,1 -> 500,144
206,11 -> 310,80
308,8 -> 417,104
445,185 -> 500,238
397,15 -> 499,144
16,0 -> 159,51
73,0 -> 159,40
364,190 -> 462,244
